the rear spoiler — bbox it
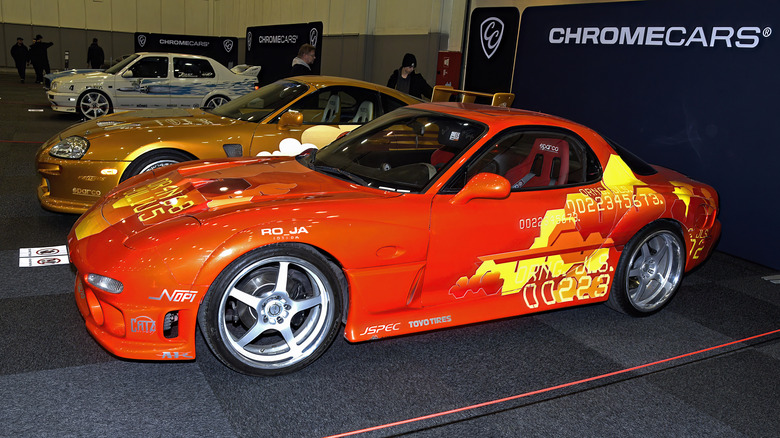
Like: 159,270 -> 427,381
431,86 -> 515,108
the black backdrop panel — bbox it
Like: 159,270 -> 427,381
512,0 -> 779,269
245,22 -> 323,86
133,33 -> 238,67
464,7 -> 520,94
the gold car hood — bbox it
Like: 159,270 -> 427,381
58,109 -> 229,140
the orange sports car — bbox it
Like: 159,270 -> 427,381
68,102 -> 720,375
36,76 -> 422,214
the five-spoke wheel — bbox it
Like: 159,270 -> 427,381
200,244 -> 343,375
607,222 -> 685,316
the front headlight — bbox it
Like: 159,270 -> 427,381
50,80 -> 59,91
87,273 -> 124,294
49,136 -> 90,159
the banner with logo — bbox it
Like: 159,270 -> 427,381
245,22 -> 323,86
134,33 -> 239,67
463,7 -> 520,94
512,0 -> 780,269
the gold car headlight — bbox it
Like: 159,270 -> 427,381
50,136 -> 90,159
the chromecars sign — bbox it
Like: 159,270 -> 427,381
548,26 -> 770,48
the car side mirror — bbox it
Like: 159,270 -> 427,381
278,110 -> 303,130
121,70 -> 133,78
450,172 -> 511,205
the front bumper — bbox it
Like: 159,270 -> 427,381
48,90 -> 79,113
69,222 -> 203,361
36,151 -> 128,214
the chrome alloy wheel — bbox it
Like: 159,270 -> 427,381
217,256 -> 335,371
624,230 -> 684,312
79,91 -> 111,119
205,95 -> 229,109
137,159 -> 181,174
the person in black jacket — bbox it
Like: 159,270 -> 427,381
387,53 -> 432,100
10,37 -> 29,83
87,38 -> 104,68
29,34 -> 53,84
290,44 -> 316,76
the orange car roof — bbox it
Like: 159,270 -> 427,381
409,101 -> 584,129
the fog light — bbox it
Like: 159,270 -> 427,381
163,311 -> 179,338
87,273 -> 124,294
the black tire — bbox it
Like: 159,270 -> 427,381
198,244 -> 343,376
204,95 -> 230,109
77,90 -> 113,119
120,150 -> 194,182
606,222 -> 685,316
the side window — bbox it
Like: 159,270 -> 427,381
173,58 -> 216,78
380,94 -> 410,115
466,130 -> 600,191
286,87 -> 380,124
128,57 -> 169,78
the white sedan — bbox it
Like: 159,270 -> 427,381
47,52 -> 259,119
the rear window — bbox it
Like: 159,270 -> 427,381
605,137 -> 657,176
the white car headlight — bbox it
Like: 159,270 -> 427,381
49,136 -> 90,159
50,80 -> 59,91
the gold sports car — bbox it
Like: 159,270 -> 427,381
36,76 -> 423,214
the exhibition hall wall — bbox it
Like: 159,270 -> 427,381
0,0 -> 464,86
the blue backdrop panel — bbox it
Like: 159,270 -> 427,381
512,0 -> 780,269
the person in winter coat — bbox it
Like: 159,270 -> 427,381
29,34 -> 53,84
87,38 -> 104,69
290,44 -> 316,76
10,37 -> 29,83
387,53 -> 433,100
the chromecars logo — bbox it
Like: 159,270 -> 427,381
310,28 -> 318,47
223,39 -> 234,52
247,31 -> 253,51
549,26 -> 771,49
138,34 -> 146,48
480,17 -> 504,59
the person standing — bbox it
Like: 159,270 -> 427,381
10,37 -> 29,83
387,53 -> 433,100
87,38 -> 104,69
29,34 -> 54,84
290,43 -> 316,76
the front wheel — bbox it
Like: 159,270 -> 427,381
120,150 -> 194,182
606,222 -> 685,316
199,244 -> 343,376
77,90 -> 112,119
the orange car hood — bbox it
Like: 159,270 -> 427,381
58,108 -> 235,140
78,157 -> 399,239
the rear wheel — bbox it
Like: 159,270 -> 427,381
120,150 -> 194,182
204,95 -> 230,109
607,222 -> 685,316
199,244 -> 343,376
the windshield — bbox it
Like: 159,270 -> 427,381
310,109 -> 486,193
105,53 -> 140,75
206,80 -> 309,122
